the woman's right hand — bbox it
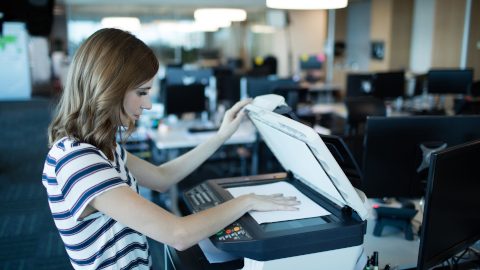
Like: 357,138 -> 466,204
243,193 -> 301,212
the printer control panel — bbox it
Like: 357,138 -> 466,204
214,222 -> 252,241
184,183 -> 253,242
185,183 -> 221,212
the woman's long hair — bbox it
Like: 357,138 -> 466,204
48,28 -> 159,160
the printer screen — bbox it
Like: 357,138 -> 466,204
260,216 -> 329,232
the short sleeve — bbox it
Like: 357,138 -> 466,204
54,146 -> 128,221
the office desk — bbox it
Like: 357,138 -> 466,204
301,82 -> 342,103
148,120 -> 257,150
308,103 -> 412,120
308,102 -> 348,118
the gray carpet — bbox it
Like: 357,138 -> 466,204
0,98 -> 73,269
0,99 -> 165,270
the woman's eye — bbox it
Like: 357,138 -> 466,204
137,91 -> 148,96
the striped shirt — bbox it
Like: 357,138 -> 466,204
42,137 -> 151,269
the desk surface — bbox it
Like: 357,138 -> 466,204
364,199 -> 421,269
148,120 -> 257,150
300,82 -> 341,92
307,102 -> 413,119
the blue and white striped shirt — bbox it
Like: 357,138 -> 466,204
42,137 -> 151,269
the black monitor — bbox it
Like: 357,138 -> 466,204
417,140 -> 480,270
246,77 -> 298,98
165,68 -> 213,86
299,54 -> 323,70
163,84 -> 206,116
214,68 -> 241,106
372,71 -> 405,99
346,73 -> 374,97
427,69 -> 473,94
362,115 -> 480,198
250,55 -> 278,76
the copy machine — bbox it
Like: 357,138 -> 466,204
167,95 -> 369,270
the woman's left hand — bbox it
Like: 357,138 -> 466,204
217,99 -> 252,141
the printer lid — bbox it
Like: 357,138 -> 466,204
245,98 -> 368,220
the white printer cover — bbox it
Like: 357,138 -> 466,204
245,102 -> 368,220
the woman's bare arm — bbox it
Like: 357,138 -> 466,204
89,186 -> 299,251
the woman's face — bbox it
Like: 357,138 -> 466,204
122,77 -> 154,125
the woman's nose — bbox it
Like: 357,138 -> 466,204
142,97 -> 152,110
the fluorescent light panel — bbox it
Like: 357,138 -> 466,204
101,17 -> 141,32
194,8 -> 247,22
266,0 -> 348,10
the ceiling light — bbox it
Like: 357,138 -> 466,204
101,17 -> 141,32
194,8 -> 247,22
156,21 -> 219,33
266,0 -> 348,10
251,24 -> 276,34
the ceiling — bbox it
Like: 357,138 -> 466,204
61,0 -> 268,10
61,0 -> 269,22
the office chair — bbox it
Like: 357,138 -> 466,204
454,80 -> 480,115
344,97 -> 386,167
344,96 -> 386,136
469,80 -> 480,97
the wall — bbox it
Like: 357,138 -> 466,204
287,10 -> 327,76
410,0 -> 435,73
369,0 -> 413,71
467,0 -> 480,81
251,10 -> 327,77
431,0 -> 467,68
369,0 -> 392,71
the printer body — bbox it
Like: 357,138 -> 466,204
170,95 -> 369,270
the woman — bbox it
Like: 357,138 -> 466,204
42,28 -> 299,270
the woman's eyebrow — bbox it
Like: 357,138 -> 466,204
137,87 -> 151,90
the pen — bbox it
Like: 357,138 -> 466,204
373,251 -> 379,270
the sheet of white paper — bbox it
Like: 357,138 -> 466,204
227,181 -> 330,224
198,238 -> 240,263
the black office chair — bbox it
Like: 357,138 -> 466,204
454,81 -> 480,115
469,80 -> 480,97
344,97 -> 386,167
344,96 -> 386,136
413,73 -> 427,97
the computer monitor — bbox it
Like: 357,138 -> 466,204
165,68 -> 213,86
427,69 -> 473,94
417,140 -> 480,270
372,71 -> 405,99
346,73 -> 374,97
251,55 -> 277,76
362,115 -> 480,198
246,77 -> 298,98
163,84 -> 206,116
299,54 -> 323,70
214,68 -> 241,106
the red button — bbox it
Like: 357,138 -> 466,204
226,229 -> 232,234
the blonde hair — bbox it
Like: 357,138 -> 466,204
49,28 -> 159,160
